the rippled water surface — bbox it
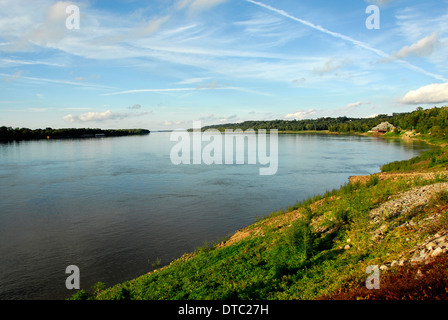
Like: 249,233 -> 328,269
0,132 -> 432,299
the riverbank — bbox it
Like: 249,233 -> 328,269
70,130 -> 448,300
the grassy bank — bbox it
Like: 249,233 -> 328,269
70,131 -> 448,300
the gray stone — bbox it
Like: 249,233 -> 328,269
426,242 -> 437,250
420,249 -> 427,258
431,247 -> 444,257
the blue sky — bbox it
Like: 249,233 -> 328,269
1,0 -> 448,130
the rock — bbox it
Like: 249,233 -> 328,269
415,269 -> 423,280
380,265 -> 388,271
426,242 -> 437,250
399,259 -> 406,266
344,244 -> 351,250
391,260 -> 399,267
431,247 -> 444,257
411,256 -> 424,264
420,249 -> 427,258
346,238 -> 351,243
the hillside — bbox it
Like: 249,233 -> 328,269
69,127 -> 448,300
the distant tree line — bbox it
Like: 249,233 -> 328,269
0,127 -> 150,141
201,106 -> 448,137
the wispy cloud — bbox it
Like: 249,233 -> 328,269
63,110 -> 147,123
102,85 -> 269,96
177,0 -> 228,14
0,58 -> 65,67
366,0 -> 395,6
175,77 -> 211,85
312,59 -> 351,76
102,88 -> 198,96
244,0 -> 447,82
0,72 -> 115,90
3,70 -> 23,82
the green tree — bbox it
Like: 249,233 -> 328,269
431,125 -> 444,138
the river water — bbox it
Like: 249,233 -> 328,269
0,132 -> 432,299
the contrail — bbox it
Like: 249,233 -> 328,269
102,86 -> 270,96
244,0 -> 447,82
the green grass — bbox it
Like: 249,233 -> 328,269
69,170 -> 447,300
381,147 -> 448,172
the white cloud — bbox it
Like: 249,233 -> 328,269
12,1 -> 75,50
46,1 -> 73,22
401,82 -> 448,105
346,101 -> 363,109
312,59 -> 350,76
196,80 -> 228,90
3,70 -> 23,82
176,77 -> 211,85
366,0 -> 394,6
178,0 -> 228,14
394,32 -> 439,59
63,110 -> 145,122
285,109 -> 317,120
198,114 -> 238,123
346,101 -> 371,110
141,15 -> 170,36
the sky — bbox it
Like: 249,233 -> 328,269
0,0 -> 448,130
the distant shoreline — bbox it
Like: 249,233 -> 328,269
0,127 -> 150,142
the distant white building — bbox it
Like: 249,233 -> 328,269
370,121 -> 396,133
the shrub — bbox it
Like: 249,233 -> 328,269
92,282 -> 106,296
366,175 -> 379,187
288,208 -> 317,260
334,207 -> 351,225
68,289 -> 89,300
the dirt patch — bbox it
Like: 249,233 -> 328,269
349,172 -> 448,185
320,254 -> 448,300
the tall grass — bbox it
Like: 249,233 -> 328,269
381,148 -> 444,172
